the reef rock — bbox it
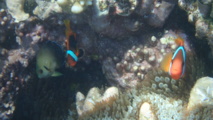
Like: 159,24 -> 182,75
33,1 -> 62,20
187,76 -> 213,110
6,0 -> 29,22
178,0 -> 213,56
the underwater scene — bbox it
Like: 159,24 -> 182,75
0,0 -> 213,120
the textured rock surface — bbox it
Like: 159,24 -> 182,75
187,76 -> 213,110
6,0 -> 29,22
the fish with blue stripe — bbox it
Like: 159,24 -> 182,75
64,20 -> 80,67
161,37 -> 186,80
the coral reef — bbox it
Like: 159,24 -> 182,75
178,0 -> 213,55
73,76 -> 213,119
5,0 -> 29,22
102,30 -> 203,88
0,9 -> 15,47
0,12 -> 67,119
187,76 -> 213,110
1,0 -> 213,120
88,0 -> 176,38
76,87 -> 119,117
33,1 -> 62,20
0,10 -> 21,120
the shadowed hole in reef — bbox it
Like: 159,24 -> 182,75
0,28 -> 18,50
12,60 -> 109,120
164,6 -> 213,76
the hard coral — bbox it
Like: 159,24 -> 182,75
75,87 -> 119,118
33,1 -> 62,20
187,77 -> 213,110
72,76 -> 213,120
178,0 -> 213,56
6,0 -> 29,22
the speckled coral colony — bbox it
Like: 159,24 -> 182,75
0,0 -> 213,120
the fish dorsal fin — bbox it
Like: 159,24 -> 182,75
175,37 -> 184,46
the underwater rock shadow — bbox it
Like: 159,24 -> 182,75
12,60 -> 109,120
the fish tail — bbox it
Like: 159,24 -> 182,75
160,52 -> 173,72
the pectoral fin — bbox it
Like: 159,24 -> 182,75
51,71 -> 63,77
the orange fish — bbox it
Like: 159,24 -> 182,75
161,37 -> 186,80
64,20 -> 79,67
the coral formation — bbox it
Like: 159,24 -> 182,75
76,86 -> 119,118
33,1 -> 62,20
0,9 -> 15,46
102,30 -> 200,88
0,12 -> 67,119
72,76 -> 213,119
1,0 -> 213,120
5,0 -> 29,22
0,10 -> 21,120
178,0 -> 213,55
187,76 -> 213,110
